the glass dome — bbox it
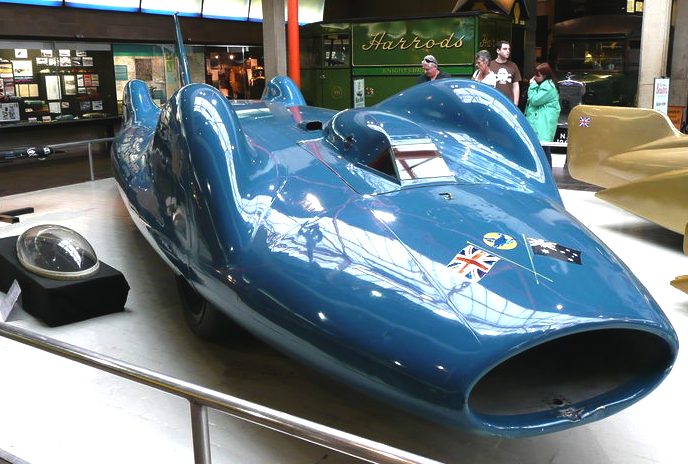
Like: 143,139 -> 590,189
16,224 -> 100,280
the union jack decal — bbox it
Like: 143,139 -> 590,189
579,116 -> 591,127
447,245 -> 500,282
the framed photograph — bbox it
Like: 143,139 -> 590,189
59,57 -> 71,67
0,102 -> 20,122
14,49 -> 28,59
135,58 -> 153,81
63,75 -> 76,95
36,57 -> 49,65
76,50 -> 87,57
49,101 -> 62,114
92,100 -> 103,111
41,49 -> 54,58
45,75 -> 62,100
82,56 -> 93,66
16,83 -> 29,97
11,60 -> 33,82
79,101 -> 92,111
0,79 -> 15,97
0,61 -> 13,77
59,49 -> 71,57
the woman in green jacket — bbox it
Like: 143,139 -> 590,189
525,62 -> 561,166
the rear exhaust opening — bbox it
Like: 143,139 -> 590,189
469,329 -> 674,418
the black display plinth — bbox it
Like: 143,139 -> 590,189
0,235 -> 129,326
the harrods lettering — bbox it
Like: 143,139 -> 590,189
361,32 -> 465,51
479,34 -> 497,49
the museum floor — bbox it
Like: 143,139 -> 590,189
0,158 -> 686,464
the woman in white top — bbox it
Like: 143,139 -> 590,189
472,49 -> 497,87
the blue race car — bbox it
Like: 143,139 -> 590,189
111,31 -> 677,437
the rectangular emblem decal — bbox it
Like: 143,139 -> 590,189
528,238 -> 582,265
447,245 -> 500,282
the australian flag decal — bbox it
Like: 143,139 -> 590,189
528,238 -> 582,265
447,245 -> 500,282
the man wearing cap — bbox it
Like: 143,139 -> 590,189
417,55 -> 451,84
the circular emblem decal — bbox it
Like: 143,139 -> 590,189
482,232 -> 517,250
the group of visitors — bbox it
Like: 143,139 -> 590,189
416,40 -> 561,165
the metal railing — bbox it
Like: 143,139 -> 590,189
0,322 -> 443,464
49,137 -> 114,181
3,137 -> 566,181
0,137 -> 113,182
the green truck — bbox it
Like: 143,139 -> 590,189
300,12 -> 512,109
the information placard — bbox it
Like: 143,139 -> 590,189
653,77 -> 670,114
0,280 -> 21,322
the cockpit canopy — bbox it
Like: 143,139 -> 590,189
323,109 -> 454,185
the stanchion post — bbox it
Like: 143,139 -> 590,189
190,401 -> 212,464
87,142 -> 95,181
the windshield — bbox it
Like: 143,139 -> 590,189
554,39 -> 625,72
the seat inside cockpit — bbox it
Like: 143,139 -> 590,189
323,109 -> 454,184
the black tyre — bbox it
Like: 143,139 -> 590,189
175,275 -> 237,341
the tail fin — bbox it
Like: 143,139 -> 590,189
567,105 -> 682,187
261,75 -> 306,106
122,80 -> 161,126
173,13 -> 191,87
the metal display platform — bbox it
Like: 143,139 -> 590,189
0,178 -> 685,464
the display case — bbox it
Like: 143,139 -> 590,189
204,45 -> 264,99
0,40 -> 116,125
112,43 -> 207,113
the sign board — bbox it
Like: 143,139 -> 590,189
352,18 -> 475,67
653,77 -> 670,114
353,78 -> 365,108
667,105 -> 685,131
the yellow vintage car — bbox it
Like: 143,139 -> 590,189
567,104 -> 688,292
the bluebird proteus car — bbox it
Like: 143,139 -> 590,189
110,20 -> 677,437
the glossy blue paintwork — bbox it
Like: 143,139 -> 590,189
112,76 -> 678,437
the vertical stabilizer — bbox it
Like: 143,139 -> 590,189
262,75 -> 306,106
174,13 -> 191,87
567,105 -> 682,187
